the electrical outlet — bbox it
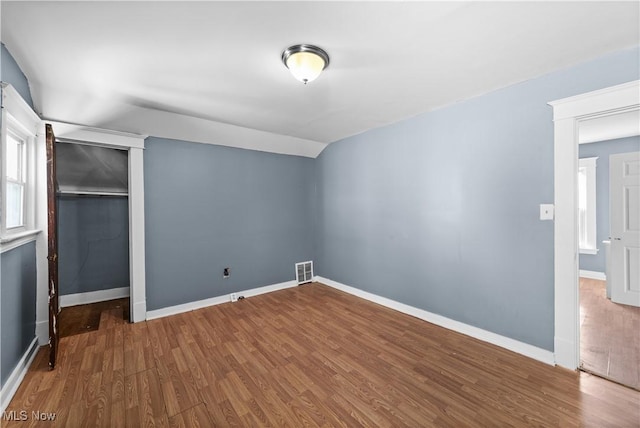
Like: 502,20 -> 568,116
223,267 -> 230,278
230,293 -> 238,302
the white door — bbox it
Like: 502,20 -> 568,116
610,151 -> 640,307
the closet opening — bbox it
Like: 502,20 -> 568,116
55,141 -> 130,336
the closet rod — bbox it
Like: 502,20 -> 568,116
57,191 -> 129,197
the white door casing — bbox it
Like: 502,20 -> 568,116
610,151 -> 640,307
549,80 -> 640,370
46,122 -> 148,323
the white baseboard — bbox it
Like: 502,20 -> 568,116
315,276 -> 555,366
146,280 -> 298,321
0,337 -> 40,413
59,286 -> 130,308
146,295 -> 229,320
579,270 -> 606,281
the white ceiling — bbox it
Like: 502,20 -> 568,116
2,1 -> 639,157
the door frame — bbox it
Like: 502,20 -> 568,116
44,122 -> 147,323
549,80 -> 640,369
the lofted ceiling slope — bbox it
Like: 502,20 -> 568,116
2,1 -> 639,157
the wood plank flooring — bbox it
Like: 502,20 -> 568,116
580,277 -> 640,390
4,283 -> 640,427
58,298 -> 130,338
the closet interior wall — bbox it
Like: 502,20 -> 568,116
55,142 -> 130,304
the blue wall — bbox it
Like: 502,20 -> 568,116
315,46 -> 640,351
579,137 -> 640,273
144,137 -> 315,310
58,196 -> 130,295
0,242 -> 37,386
0,43 -> 34,108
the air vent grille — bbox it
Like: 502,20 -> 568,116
295,261 -> 313,284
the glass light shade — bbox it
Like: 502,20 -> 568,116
282,44 -> 329,84
286,51 -> 326,84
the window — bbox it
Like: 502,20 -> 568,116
578,157 -> 597,254
1,83 -> 40,247
5,129 -> 27,229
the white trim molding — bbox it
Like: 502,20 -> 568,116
128,146 -> 146,322
146,280 -> 298,320
35,320 -> 48,346
0,84 -> 40,135
316,276 -> 555,366
1,84 -> 41,256
59,287 -> 130,308
35,123 -> 48,347
549,79 -> 640,370
0,230 -> 40,253
549,80 -> 640,121
48,121 -> 146,150
0,338 -> 39,414
579,270 -> 606,281
46,121 -> 147,324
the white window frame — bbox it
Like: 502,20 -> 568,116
577,157 -> 597,254
1,83 -> 41,252
3,119 -> 30,231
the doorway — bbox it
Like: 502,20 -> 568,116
55,142 -> 131,336
38,121 -> 147,352
41,123 -> 146,367
549,80 -> 640,373
577,135 -> 640,389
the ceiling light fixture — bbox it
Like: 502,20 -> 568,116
281,44 -> 330,84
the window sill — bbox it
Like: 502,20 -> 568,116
579,248 -> 599,255
0,229 -> 42,253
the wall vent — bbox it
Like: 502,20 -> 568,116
295,261 -> 313,284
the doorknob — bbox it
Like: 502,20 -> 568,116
613,237 -> 622,240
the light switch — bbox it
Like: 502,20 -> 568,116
540,204 -> 554,220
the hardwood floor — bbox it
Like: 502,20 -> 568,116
580,277 -> 640,390
58,298 -> 130,338
5,283 -> 640,427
